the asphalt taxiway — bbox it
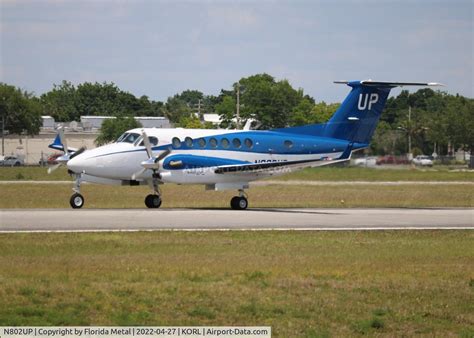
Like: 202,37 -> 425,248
0,208 -> 472,232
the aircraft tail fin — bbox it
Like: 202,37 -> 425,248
278,80 -> 443,145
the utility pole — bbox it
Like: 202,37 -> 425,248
1,96 -> 5,156
1,114 -> 4,156
236,83 -> 241,129
197,99 -> 202,121
408,106 -> 412,160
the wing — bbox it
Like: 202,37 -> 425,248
215,142 -> 353,174
214,157 -> 349,174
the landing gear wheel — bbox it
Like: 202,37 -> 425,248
230,196 -> 248,210
70,193 -> 84,209
145,194 -> 162,209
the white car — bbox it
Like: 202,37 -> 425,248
0,156 -> 25,167
412,155 -> 433,167
353,156 -> 377,167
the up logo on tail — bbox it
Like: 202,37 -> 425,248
357,93 -> 379,110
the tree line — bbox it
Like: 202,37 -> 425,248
0,74 -> 472,155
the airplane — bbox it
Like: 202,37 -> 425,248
48,80 -> 442,210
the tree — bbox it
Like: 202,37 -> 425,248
40,80 -> 77,122
95,116 -> 142,146
164,95 -> 192,124
0,83 -> 42,135
41,81 -> 165,121
290,100 -> 338,126
218,74 -> 307,129
214,95 -> 235,128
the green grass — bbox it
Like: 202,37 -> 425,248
0,231 -> 472,336
0,166 -> 472,182
0,183 -> 472,208
275,166 -> 474,182
0,167 -> 71,181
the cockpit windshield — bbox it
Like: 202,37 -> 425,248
133,136 -> 159,147
116,132 -> 140,144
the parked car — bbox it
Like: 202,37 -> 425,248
376,155 -> 410,165
38,153 -> 62,166
0,156 -> 24,166
353,156 -> 377,167
412,155 -> 434,167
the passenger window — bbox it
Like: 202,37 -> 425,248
172,137 -> 181,148
209,138 -> 217,148
185,137 -> 193,147
198,138 -> 206,148
244,138 -> 253,149
221,138 -> 230,149
149,136 -> 158,146
284,140 -> 293,149
232,138 -> 241,148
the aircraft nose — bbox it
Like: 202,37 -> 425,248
67,153 -> 88,174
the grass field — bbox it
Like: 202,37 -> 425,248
0,231 -> 472,336
0,183 -> 473,208
0,166 -> 473,182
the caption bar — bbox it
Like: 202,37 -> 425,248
0,327 -> 271,338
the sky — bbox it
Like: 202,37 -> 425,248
1,0 -> 472,103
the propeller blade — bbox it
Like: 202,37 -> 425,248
131,167 -> 147,180
141,130 -> 153,159
69,146 -> 86,160
58,128 -> 69,155
47,163 -> 61,174
155,148 -> 171,163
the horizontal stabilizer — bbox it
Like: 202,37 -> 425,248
334,80 -> 444,87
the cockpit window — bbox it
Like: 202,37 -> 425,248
117,132 -> 140,144
136,136 -> 158,147
116,133 -> 129,143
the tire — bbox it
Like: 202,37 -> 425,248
230,196 -> 248,210
145,194 -> 162,209
70,193 -> 84,209
14,162 -> 21,167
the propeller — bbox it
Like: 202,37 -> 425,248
131,131 -> 171,180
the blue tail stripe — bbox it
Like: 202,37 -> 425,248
275,82 -> 392,144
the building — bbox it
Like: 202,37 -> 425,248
41,116 -> 55,129
134,116 -> 171,128
6,115 -> 172,164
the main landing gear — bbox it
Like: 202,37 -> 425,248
145,173 -> 162,209
70,173 -> 85,209
230,189 -> 248,210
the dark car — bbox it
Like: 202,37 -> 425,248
376,155 -> 410,165
39,153 -> 62,166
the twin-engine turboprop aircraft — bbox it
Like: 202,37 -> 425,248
48,80 -> 441,209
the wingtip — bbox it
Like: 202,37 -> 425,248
428,82 -> 445,86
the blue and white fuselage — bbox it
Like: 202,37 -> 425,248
67,128 -> 354,186
53,80 -> 442,209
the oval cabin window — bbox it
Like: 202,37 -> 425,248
172,137 -> 181,148
209,138 -> 218,148
221,138 -> 230,149
233,138 -> 241,148
244,138 -> 253,149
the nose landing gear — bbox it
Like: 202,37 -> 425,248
70,193 -> 84,209
230,189 -> 248,210
69,173 -> 84,209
